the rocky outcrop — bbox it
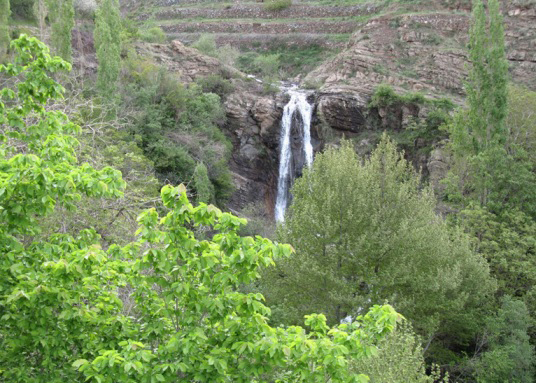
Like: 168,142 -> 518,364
133,0 -> 536,216
134,40 -> 241,83
427,145 -> 450,196
223,92 -> 288,216
302,3 -> 535,193
316,90 -> 369,134
306,5 -> 536,98
135,40 -> 287,213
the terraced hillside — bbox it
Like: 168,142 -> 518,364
125,1 -> 381,45
121,0 -> 394,77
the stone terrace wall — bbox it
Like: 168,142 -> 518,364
162,21 -> 359,34
153,4 -> 382,20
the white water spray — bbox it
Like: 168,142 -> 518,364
275,89 -> 314,222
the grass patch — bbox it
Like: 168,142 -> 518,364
369,84 -> 454,109
236,43 -> 339,78
264,0 -> 292,11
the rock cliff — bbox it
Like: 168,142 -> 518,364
135,0 -> 536,216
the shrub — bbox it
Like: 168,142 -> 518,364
193,162 -> 215,204
216,44 -> 240,67
264,0 -> 292,11
196,74 -> 234,99
351,322 -> 447,383
236,51 -> 259,73
191,34 -> 217,57
140,27 -> 167,44
74,0 -> 97,19
253,53 -> 280,78
10,0 -> 35,20
124,58 -> 232,205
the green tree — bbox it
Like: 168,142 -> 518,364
193,162 -> 215,204
351,321 -> 447,383
0,0 -> 9,62
263,136 -> 494,347
473,296 -> 534,383
0,35 -> 126,381
46,0 -> 74,62
0,35 -> 400,383
94,0 -> 121,96
444,0 -> 536,352
445,0 -> 511,212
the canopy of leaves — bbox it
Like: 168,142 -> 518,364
122,56 -> 233,205
0,35 -> 400,383
263,136 -> 494,349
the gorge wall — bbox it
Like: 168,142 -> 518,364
134,0 -> 536,218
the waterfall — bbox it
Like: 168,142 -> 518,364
275,89 -> 314,222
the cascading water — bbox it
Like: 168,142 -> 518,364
275,88 -> 314,222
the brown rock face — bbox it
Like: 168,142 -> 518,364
223,92 -> 289,216
317,91 -> 368,133
135,40 -> 287,214
132,0 -> 536,216
303,2 -> 535,190
134,40 -> 241,83
306,4 -> 536,99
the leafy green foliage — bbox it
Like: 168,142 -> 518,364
72,185 -> 399,383
473,296 -> 535,383
458,208 -> 535,303
369,84 -> 454,110
190,36 -> 240,69
0,34 -> 126,381
0,36 -> 401,382
9,0 -> 34,20
196,74 -> 235,100
443,0 -> 536,326
191,34 -> 218,57
263,136 -> 494,349
0,0 -> 9,61
46,0 -> 74,62
39,100 -> 160,246
139,27 -> 166,44
94,0 -> 121,96
123,57 -> 233,205
193,162 -> 214,204
351,322 -> 447,383
216,44 -> 240,67
442,1 -> 536,376
253,53 -> 281,78
264,0 -> 292,11
445,0 -> 511,212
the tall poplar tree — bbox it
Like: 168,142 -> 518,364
445,2 -> 536,373
193,162 -> 215,204
94,0 -> 121,96
0,0 -> 10,62
34,0 -> 47,39
46,0 -> 75,62
446,0 -> 509,211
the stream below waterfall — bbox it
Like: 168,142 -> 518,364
275,87 -> 314,222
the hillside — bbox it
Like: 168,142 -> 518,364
2,0 -> 536,381
124,0 -> 536,216
121,0 -> 536,84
